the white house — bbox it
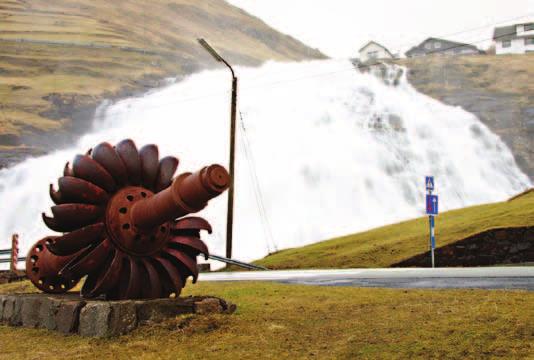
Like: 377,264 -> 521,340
493,22 -> 534,55
359,41 -> 394,62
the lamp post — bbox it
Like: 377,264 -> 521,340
198,38 -> 237,259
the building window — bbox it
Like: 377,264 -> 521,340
425,42 -> 432,50
368,51 -> 378,59
525,23 -> 534,31
525,38 -> 534,45
502,40 -> 512,48
434,42 -> 441,49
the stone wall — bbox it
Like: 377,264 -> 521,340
394,226 -> 533,267
0,293 -> 236,337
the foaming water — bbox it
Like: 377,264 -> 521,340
0,59 -> 530,267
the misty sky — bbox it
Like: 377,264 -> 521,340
227,0 -> 534,57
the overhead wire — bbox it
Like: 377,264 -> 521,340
388,12 -> 534,53
237,108 -> 278,253
88,15 -> 532,124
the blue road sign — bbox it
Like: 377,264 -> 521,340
426,194 -> 438,215
425,176 -> 434,191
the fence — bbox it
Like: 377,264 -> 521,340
0,235 -> 264,272
0,234 -> 25,271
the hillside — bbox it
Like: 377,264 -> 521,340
399,54 -> 534,180
255,190 -> 534,269
0,0 -> 325,167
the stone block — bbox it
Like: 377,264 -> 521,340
109,302 -> 137,336
79,301 -> 137,338
2,296 -> 15,322
194,298 -> 223,315
79,302 -> 111,338
224,302 -> 237,314
136,299 -> 194,324
55,300 -> 85,334
8,296 -> 23,326
21,296 -> 42,328
39,297 -> 62,331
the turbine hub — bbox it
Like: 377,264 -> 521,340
105,186 -> 170,257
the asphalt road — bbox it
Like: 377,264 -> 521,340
199,267 -> 534,290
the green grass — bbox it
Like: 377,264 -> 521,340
0,0 -> 324,146
255,190 -> 534,269
0,281 -> 533,359
398,54 -> 534,95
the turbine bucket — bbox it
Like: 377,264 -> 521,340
25,139 -> 229,300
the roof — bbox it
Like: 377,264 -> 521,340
405,37 -> 479,56
359,41 -> 394,58
493,22 -> 534,41
493,25 -> 517,41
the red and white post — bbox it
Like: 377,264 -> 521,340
10,233 -> 19,272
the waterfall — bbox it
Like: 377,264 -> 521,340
0,59 -> 530,267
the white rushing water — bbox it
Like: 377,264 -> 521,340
0,59 -> 530,267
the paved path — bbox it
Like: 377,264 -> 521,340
199,267 -> 534,290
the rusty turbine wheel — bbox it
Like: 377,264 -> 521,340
25,139 -> 230,300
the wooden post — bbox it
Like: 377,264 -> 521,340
197,38 -> 237,260
10,234 -> 18,272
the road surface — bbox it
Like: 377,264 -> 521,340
199,267 -> 534,290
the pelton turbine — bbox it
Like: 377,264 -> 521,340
25,139 -> 229,300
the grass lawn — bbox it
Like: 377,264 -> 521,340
399,53 -> 534,96
0,280 -> 533,359
255,190 -> 534,269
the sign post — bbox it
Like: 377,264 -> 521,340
425,177 -> 438,268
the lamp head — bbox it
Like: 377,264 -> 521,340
198,38 -> 223,62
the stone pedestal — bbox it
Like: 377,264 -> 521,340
0,293 -> 236,337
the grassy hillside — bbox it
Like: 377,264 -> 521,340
399,54 -> 534,180
0,0 -> 324,165
256,190 -> 534,269
1,281 -> 533,359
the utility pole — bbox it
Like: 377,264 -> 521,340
198,38 -> 237,259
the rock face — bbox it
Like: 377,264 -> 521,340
400,55 -> 534,181
0,294 -> 236,338
394,226 -> 534,267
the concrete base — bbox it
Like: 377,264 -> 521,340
0,293 -> 236,337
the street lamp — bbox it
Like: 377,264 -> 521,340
198,38 -> 237,259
